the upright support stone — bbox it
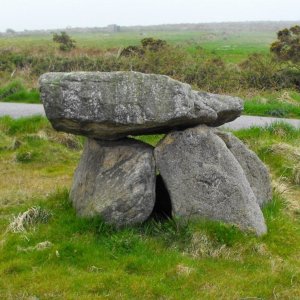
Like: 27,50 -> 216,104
215,131 -> 272,207
70,138 -> 156,226
155,126 -> 267,235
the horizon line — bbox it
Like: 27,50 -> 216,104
2,19 -> 300,34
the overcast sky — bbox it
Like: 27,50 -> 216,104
1,0 -> 300,32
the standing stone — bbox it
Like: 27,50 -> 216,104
70,138 -> 156,226
215,131 -> 272,207
155,126 -> 267,235
39,71 -> 243,140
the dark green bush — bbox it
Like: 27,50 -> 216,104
239,53 -> 285,90
53,32 -> 76,52
279,67 -> 300,89
120,37 -> 167,57
16,149 -> 36,163
270,25 -> 300,63
120,45 -> 144,57
184,57 -> 241,93
125,45 -> 194,79
141,37 -> 167,51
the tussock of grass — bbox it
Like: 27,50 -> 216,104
268,143 -> 300,185
235,123 -> 300,174
7,206 -> 52,233
17,241 -> 53,252
0,132 -> 15,151
269,143 -> 300,160
292,164 -> 300,185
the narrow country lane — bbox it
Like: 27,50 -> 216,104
1,102 -> 300,130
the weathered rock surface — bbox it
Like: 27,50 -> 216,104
155,126 -> 267,235
70,138 -> 156,226
216,131 -> 272,207
39,71 -> 243,140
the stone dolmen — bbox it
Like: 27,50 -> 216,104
40,71 -> 272,235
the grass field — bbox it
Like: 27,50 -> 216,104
0,116 -> 299,299
243,90 -> 300,118
0,30 -> 275,66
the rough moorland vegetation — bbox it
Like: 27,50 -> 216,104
0,36 -> 299,93
271,25 -> 300,63
1,26 -> 300,118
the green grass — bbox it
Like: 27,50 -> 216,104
235,122 -> 300,183
0,116 -> 299,298
0,31 -> 273,63
0,80 -> 40,104
0,115 -> 49,135
0,116 -> 83,206
242,90 -> 300,118
0,189 -> 299,299
244,100 -> 300,118
1,89 -> 40,103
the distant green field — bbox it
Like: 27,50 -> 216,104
0,30 -> 275,62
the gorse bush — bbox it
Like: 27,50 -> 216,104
270,25 -> 300,63
184,57 -> 240,93
141,37 -> 167,51
120,37 -> 167,57
125,45 -> 195,79
53,32 -> 76,52
239,53 -> 285,90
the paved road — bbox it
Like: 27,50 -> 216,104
0,102 -> 45,118
222,115 -> 300,130
1,102 -> 300,130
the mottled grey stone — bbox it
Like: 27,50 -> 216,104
39,71 -> 243,140
215,131 -> 272,207
154,126 -> 267,235
70,138 -> 156,226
